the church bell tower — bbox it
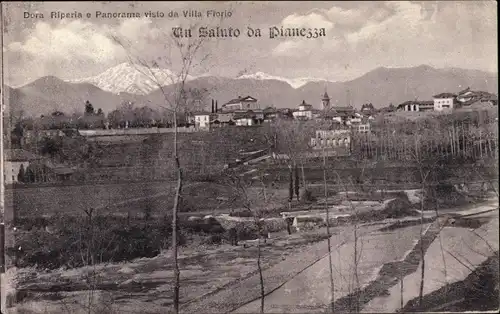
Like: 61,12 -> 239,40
321,91 -> 331,110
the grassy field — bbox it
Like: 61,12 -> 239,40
7,179 -> 293,219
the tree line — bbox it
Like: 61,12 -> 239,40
10,99 -> 203,137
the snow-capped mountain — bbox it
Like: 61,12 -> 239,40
237,71 -> 329,89
11,65 -> 498,117
67,62 -> 196,95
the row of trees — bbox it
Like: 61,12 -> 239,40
11,97 -> 207,138
16,163 -> 49,183
351,122 -> 498,161
269,108 -> 498,166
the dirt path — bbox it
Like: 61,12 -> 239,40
331,219 -> 443,312
230,199 -> 499,313
179,223 -> 387,314
232,222 -> 429,313
362,204 -> 499,312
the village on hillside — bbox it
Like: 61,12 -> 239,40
4,86 -> 498,185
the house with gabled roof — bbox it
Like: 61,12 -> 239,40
221,96 -> 260,112
210,112 -> 235,127
292,100 -> 314,120
456,87 -> 498,107
319,106 -> 356,124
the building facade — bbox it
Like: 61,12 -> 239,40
233,110 -> 264,126
355,123 -> 371,133
221,96 -> 260,111
397,100 -> 434,112
193,112 -> 212,129
4,149 -> 39,184
292,100 -> 314,120
433,93 -> 457,111
310,129 -> 351,150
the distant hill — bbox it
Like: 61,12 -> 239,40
5,64 -> 498,117
5,76 -> 143,117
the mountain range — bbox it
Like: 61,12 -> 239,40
5,63 -> 498,117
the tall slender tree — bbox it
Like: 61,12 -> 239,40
288,165 -> 294,210
113,23 -> 211,313
17,164 -> 25,183
294,164 -> 300,201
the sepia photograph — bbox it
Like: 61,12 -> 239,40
0,1 -> 498,313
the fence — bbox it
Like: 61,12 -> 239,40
78,126 -> 200,137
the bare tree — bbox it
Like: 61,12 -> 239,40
227,165 -> 280,314
332,161 -> 367,312
112,24 -> 210,313
410,127 -> 444,308
270,118 -> 314,200
322,147 -> 335,313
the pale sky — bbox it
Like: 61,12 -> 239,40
2,1 -> 498,87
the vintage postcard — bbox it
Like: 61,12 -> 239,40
0,1 -> 498,313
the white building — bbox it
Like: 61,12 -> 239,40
355,123 -> 371,133
233,110 -> 265,126
292,100 -> 314,120
235,118 -> 254,126
310,129 -> 351,150
397,100 -> 435,112
193,112 -> 212,129
433,93 -> 457,111
4,149 -> 38,184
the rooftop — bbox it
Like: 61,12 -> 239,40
433,93 -> 457,99
458,87 -> 471,95
233,110 -> 262,120
361,103 -> 375,110
334,106 -> 355,112
299,100 -> 312,109
224,96 -> 258,105
193,111 -> 213,116
397,100 -> 434,108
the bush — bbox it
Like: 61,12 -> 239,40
10,214 -> 229,270
263,218 -> 287,233
202,234 -> 223,245
424,183 -> 470,208
233,223 -> 259,241
301,189 -> 317,203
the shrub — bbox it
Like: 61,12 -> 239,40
301,189 -> 317,203
10,215 -> 191,270
202,234 -> 223,245
263,218 -> 287,233
234,222 -> 259,241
